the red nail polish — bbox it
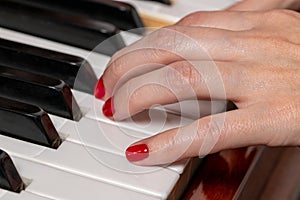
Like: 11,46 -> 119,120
94,77 -> 105,99
126,144 -> 149,162
102,97 -> 114,119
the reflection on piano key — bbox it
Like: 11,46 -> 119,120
9,0 -> 145,33
0,67 -> 82,121
0,97 -> 61,149
0,150 -> 24,193
0,38 -> 98,95
0,1 -> 126,55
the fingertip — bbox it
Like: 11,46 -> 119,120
125,143 -> 149,162
102,97 -> 115,120
94,77 -> 105,99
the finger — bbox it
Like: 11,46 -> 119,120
98,26 -> 248,100
104,61 -> 243,121
125,104 -> 300,165
177,11 -> 258,31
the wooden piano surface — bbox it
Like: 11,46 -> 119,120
182,147 -> 300,200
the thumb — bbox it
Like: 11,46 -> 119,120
125,106 -> 276,166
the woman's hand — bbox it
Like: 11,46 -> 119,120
95,10 -> 300,165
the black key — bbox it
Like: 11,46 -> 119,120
7,0 -> 145,34
0,38 -> 97,94
0,66 -> 82,121
0,97 -> 62,149
0,1 -> 126,56
140,0 -> 172,5
0,150 -> 24,193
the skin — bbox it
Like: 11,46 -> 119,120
99,0 -> 300,165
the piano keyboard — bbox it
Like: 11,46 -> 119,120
0,1 -> 236,199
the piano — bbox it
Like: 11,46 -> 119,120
0,1 -> 299,200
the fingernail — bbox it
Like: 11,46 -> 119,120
102,97 -> 114,119
94,77 -> 105,99
126,144 -> 149,162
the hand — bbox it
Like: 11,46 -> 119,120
95,10 -> 300,165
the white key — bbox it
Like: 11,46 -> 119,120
11,157 -> 159,200
50,115 -> 191,174
53,116 -> 147,155
0,190 -> 52,200
0,135 -> 179,199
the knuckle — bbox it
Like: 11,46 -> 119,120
177,12 -> 205,25
164,61 -> 200,93
126,79 -> 157,110
147,28 -> 172,47
125,81 -> 142,112
207,118 -> 226,141
150,26 -> 188,53
108,59 -> 125,81
197,117 -> 228,147
264,9 -> 299,23
265,101 -> 300,146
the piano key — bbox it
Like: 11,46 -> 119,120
0,190 -> 52,200
0,27 -> 141,75
0,27 -> 112,78
0,135 -> 179,199
9,0 -> 145,33
0,97 -> 61,149
0,67 -> 82,121
50,114 -> 189,174
0,1 -> 126,56
140,0 -> 172,5
0,150 -> 24,193
0,38 -> 97,95
10,157 -> 159,200
52,116 -> 146,156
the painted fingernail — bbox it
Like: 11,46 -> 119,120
126,144 -> 149,162
102,97 -> 114,119
94,77 -> 105,99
